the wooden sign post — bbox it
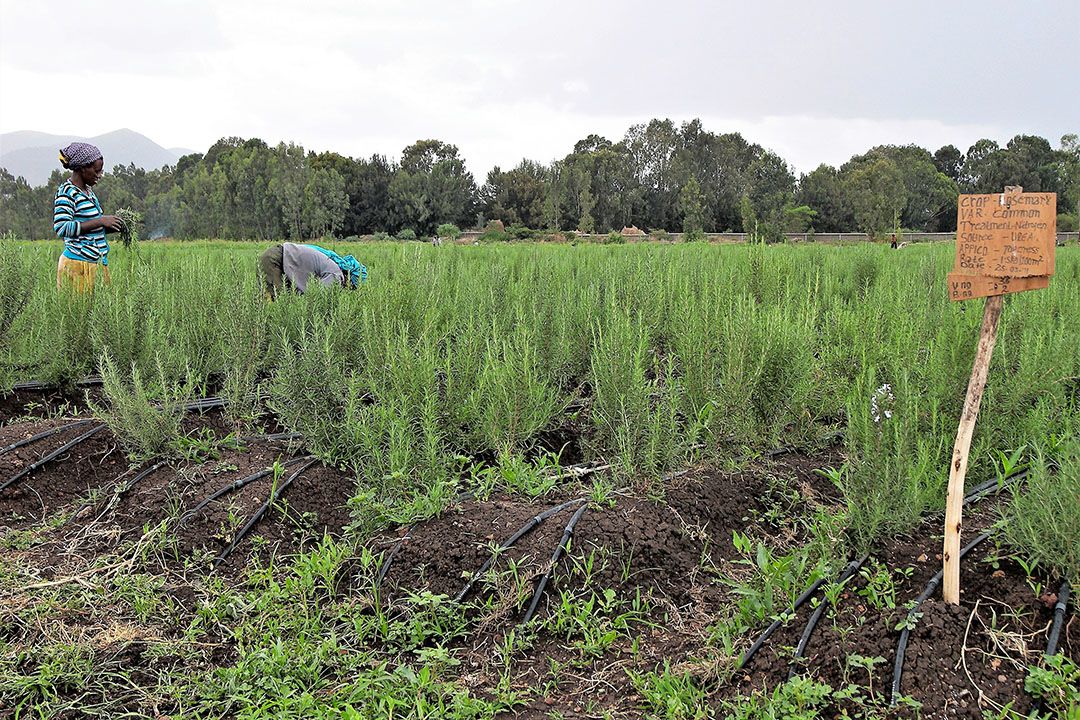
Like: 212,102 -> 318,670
942,186 -> 1056,605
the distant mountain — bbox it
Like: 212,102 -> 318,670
0,129 -> 193,186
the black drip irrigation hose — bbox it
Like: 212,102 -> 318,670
180,455 -> 313,523
182,396 -> 227,412
737,576 -> 829,670
10,380 -> 50,392
962,469 -> 1029,505
242,431 -> 304,443
101,460 -> 169,514
211,457 -> 319,567
1044,579 -> 1072,657
762,429 -> 846,460
745,467 -> 1030,678
117,460 -> 168,496
9,376 -> 104,392
890,530 -> 992,707
454,498 -> 586,603
786,555 -> 870,679
374,489 -> 476,588
375,526 -> 413,587
0,419 -> 96,458
1030,579 -> 1073,718
0,424 -> 107,494
520,502 -> 590,625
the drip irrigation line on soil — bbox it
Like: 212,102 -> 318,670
763,429 -> 846,460
737,576 -> 829,670
0,423 -> 106,493
109,460 -> 168,505
375,527 -> 412,587
1030,579 -> 1073,718
374,489 -> 477,588
181,396 -> 227,411
749,466 -> 1027,678
227,431 -> 306,447
10,376 -> 104,392
521,502 -> 590,625
0,419 -> 96,457
542,463 -> 611,482
454,497 -> 587,603
739,556 -> 867,671
1044,579 -> 1072,657
93,460 -> 170,518
787,554 -> 870,680
180,456 -> 314,523
962,470 -> 1029,505
253,431 -> 304,442
211,457 -> 319,567
890,530 -> 993,707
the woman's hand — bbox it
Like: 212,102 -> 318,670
83,215 -> 124,233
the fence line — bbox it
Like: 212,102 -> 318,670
455,230 -> 1080,245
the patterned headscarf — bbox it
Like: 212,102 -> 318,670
58,142 -> 103,170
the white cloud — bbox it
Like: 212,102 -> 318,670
562,79 -> 589,95
1,0 -> 1075,179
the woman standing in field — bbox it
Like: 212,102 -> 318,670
53,142 -> 123,291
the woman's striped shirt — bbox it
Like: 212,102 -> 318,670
54,180 -> 108,265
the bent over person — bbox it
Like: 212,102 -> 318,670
53,142 -> 123,291
259,242 -> 367,297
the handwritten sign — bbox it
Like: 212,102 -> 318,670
947,272 -> 1050,301
942,188 -> 1056,607
955,192 -> 1056,278
950,189 -> 1055,301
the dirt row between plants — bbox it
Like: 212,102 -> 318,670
738,494 -> 1077,719
0,415 -> 353,577
1,405 -> 1074,719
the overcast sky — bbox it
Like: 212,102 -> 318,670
1,0 -> 1077,177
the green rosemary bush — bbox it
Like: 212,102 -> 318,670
91,352 -> 194,460
1002,437 -> 1080,586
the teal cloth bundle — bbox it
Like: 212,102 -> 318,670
307,245 -> 367,287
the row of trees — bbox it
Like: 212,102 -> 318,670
2,121 -> 1077,241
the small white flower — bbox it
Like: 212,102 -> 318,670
870,384 -> 896,424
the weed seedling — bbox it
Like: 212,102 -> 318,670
991,445 -> 1027,483
844,653 -> 886,698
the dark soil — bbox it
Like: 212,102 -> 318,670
0,424 -> 126,530
364,449 -> 847,719
0,417 -> 96,480
0,385 -> 101,426
0,414 -> 339,580
202,461 -> 357,576
896,562 -> 1074,719
379,449 -> 843,613
4,410 -> 1075,720
736,491 -> 1078,719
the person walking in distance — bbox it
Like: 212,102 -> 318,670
53,142 -> 124,291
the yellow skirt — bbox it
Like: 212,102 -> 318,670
57,255 -> 111,293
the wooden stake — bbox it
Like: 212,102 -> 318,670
943,294 -> 1003,605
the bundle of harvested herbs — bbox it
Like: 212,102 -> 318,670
116,208 -> 143,249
